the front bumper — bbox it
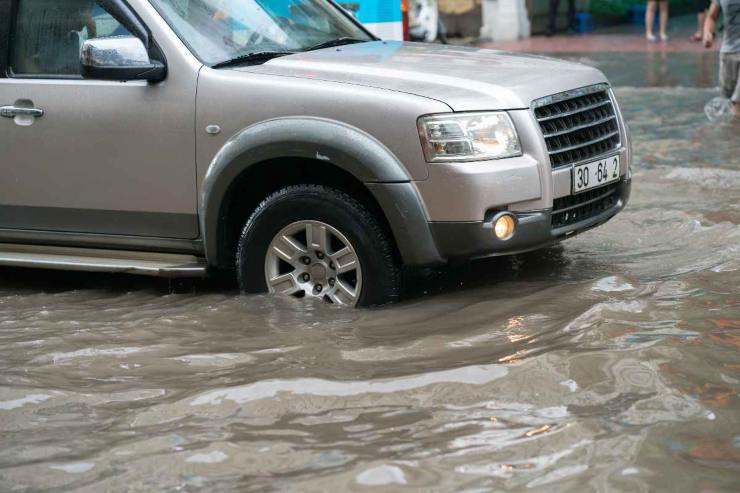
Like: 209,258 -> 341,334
430,178 -> 631,261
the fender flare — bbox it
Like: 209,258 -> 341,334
199,117 -> 443,268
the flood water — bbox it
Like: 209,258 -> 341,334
2,86 -> 739,490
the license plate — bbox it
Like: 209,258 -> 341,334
573,155 -> 620,193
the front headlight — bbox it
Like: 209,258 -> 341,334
417,112 -> 522,163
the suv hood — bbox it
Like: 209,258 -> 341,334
239,41 -> 608,111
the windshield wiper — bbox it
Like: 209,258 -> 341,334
211,51 -> 296,69
303,37 -> 369,52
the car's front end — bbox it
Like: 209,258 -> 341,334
170,0 -> 634,305
415,82 -> 632,262
228,40 -> 632,267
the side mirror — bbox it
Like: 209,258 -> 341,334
80,36 -> 166,82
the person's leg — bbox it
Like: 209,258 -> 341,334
645,1 -> 657,40
719,54 -> 740,116
548,0 -> 560,35
692,0 -> 710,40
730,57 -> 740,115
692,0 -> 701,39
698,11 -> 706,36
659,0 -> 669,40
567,0 -> 576,30
692,11 -> 705,40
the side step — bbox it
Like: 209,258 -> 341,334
0,243 -> 207,278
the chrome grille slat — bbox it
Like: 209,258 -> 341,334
541,115 -> 617,138
533,85 -> 621,170
535,100 -> 612,122
547,130 -> 620,155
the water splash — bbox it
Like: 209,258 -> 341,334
704,96 -> 736,123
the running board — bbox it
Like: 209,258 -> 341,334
0,243 -> 207,278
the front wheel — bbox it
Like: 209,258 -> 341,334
236,185 -> 401,307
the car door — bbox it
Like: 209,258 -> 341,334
0,0 -> 199,240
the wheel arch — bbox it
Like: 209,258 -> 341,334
200,117 -> 443,270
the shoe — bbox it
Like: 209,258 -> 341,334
660,33 -> 669,42
646,33 -> 657,42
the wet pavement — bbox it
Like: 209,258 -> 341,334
539,51 -> 719,89
1,61 -> 739,491
477,14 -> 721,88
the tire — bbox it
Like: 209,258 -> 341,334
236,184 -> 401,307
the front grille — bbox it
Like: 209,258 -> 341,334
551,182 -> 619,229
534,85 -> 621,169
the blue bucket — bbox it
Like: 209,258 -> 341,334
575,12 -> 593,33
629,5 -> 647,25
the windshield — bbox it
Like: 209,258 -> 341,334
149,0 -> 374,65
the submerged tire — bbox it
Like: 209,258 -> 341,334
236,184 -> 401,307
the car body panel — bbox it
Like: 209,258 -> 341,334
239,41 -> 609,111
0,0 -> 202,239
195,66 -> 450,186
415,154 -> 542,222
0,77 -> 199,237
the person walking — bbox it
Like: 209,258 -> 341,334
691,0 -> 711,41
547,0 -> 576,36
704,0 -> 740,115
645,0 -> 669,42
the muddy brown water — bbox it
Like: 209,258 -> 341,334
1,87 -> 739,492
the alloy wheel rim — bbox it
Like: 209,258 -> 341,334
264,220 -> 362,306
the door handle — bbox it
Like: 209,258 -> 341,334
0,106 -> 44,118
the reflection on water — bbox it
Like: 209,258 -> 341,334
1,88 -> 739,492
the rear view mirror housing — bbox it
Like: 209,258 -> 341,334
80,36 -> 166,82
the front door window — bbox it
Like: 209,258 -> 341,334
10,0 -> 132,76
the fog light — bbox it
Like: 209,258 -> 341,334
493,213 -> 516,240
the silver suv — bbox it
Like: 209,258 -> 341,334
0,0 -> 631,306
